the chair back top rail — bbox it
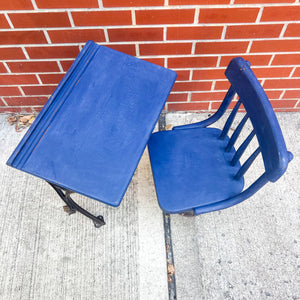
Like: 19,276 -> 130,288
225,57 -> 292,182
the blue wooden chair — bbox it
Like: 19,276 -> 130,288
148,57 -> 293,216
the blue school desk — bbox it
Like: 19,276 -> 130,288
7,40 -> 177,227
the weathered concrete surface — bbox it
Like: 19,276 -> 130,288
0,112 -> 299,300
0,115 -> 168,300
166,112 -> 300,300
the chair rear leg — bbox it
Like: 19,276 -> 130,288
180,210 -> 195,217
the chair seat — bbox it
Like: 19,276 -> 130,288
148,127 -> 244,213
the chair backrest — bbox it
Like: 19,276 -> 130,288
220,57 -> 293,183
173,57 -> 293,214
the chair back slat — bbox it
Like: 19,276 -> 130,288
225,57 -> 291,182
234,147 -> 261,180
219,99 -> 241,140
225,113 -> 249,152
231,129 -> 255,166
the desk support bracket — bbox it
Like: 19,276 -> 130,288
48,182 -> 106,228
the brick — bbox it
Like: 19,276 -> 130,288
174,70 -> 190,81
220,55 -> 272,67
235,0 -> 293,3
272,54 -> 300,66
136,9 -> 195,25
105,44 -> 136,56
0,86 -> 21,96
285,24 -> 300,38
0,14 -> 9,28
139,43 -> 192,56
0,31 -> 47,45
0,47 -> 26,60
252,40 -> 300,53
21,85 -> 56,95
4,96 -> 48,106
167,26 -> 223,40
210,101 -> 222,110
270,100 -> 297,109
251,67 -> 292,78
0,107 -> 34,113
199,8 -> 259,23
193,69 -> 226,80
168,102 -> 210,111
282,90 -> 300,99
170,0 -> 230,4
0,63 -> 7,73
103,0 -> 163,6
33,106 -> 44,112
35,0 -> 98,8
26,46 -> 80,59
9,12 -> 71,28
261,6 -> 300,22
61,47 -> 134,64
0,0 -> 33,10
7,61 -> 60,73
108,28 -> 163,42
172,81 -> 212,92
214,80 -> 230,91
293,68 -> 300,77
60,60 -> 74,72
211,100 -> 241,110
142,58 -> 165,67
0,75 -> 38,85
263,79 -> 300,89
38,73 -> 65,84
195,41 -> 248,55
226,24 -> 283,39
264,90 -> 283,99
167,93 -> 188,102
191,91 -> 226,101
72,11 -> 132,26
168,56 -> 217,68
48,29 -> 105,44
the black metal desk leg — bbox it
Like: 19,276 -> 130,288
48,182 -> 106,228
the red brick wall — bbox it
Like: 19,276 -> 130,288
0,0 -> 299,113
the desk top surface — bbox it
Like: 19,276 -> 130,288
7,41 -> 176,207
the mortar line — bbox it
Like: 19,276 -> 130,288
131,9 -> 136,26
159,114 -> 177,300
67,11 -> 75,27
4,13 -> 14,28
1,97 -> 8,106
3,62 -> 11,73
279,23 -> 288,38
31,0 -> 38,10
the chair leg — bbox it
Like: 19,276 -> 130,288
48,182 -> 106,228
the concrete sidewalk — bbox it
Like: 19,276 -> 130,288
0,112 -> 299,300
166,112 -> 299,300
